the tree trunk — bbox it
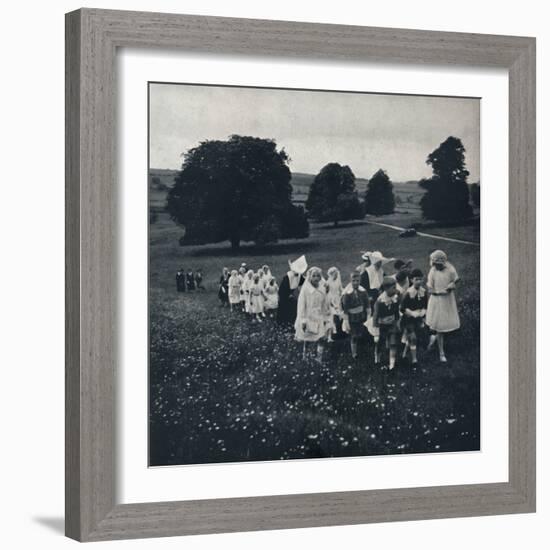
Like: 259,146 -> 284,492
230,236 -> 240,250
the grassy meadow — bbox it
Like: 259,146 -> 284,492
149,206 -> 480,466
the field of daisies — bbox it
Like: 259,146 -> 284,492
149,215 -> 480,466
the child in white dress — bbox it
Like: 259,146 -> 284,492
227,270 -> 241,311
295,267 -> 332,363
426,250 -> 460,362
242,270 -> 255,314
238,266 -> 247,311
263,277 -> 279,317
326,266 -> 344,342
260,265 -> 272,288
249,273 -> 266,321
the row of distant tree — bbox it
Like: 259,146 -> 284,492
165,134 -> 479,250
305,164 -> 395,227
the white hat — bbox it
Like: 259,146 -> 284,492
371,250 -> 395,265
370,251 -> 383,263
361,251 -> 372,261
288,255 -> 308,275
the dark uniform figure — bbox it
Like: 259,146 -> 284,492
176,268 -> 186,292
218,268 -> 230,306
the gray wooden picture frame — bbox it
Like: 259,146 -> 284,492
65,8 -> 536,542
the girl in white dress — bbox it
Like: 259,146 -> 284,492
426,250 -> 461,362
238,266 -> 247,311
326,266 -> 344,342
263,277 -> 279,316
260,265 -> 272,288
227,270 -> 241,311
294,267 -> 332,363
241,270 -> 255,314
249,273 -> 266,321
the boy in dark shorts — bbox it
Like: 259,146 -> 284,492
372,276 -> 401,370
400,268 -> 428,364
341,270 -> 370,359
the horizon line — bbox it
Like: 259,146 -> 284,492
149,167 -> 480,185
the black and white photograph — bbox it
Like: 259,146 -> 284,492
148,82 -> 481,467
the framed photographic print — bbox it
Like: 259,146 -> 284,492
65,8 -> 536,542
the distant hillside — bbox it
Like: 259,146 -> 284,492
149,168 -> 428,213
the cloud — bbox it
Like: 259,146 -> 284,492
149,83 -> 479,182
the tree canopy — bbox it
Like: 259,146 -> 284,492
420,136 -> 473,222
166,135 -> 309,250
305,163 -> 363,227
364,169 -> 395,215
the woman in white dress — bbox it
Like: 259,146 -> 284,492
294,267 -> 332,362
365,250 -> 394,303
426,250 -> 461,362
326,266 -> 344,342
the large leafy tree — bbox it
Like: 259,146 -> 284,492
166,135 -> 309,250
305,163 -> 363,227
470,183 -> 480,209
364,169 -> 395,215
420,136 -> 473,222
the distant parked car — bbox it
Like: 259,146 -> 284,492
399,228 -> 417,238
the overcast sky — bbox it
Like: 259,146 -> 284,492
149,83 -> 479,182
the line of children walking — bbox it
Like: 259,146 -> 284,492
221,263 -> 279,321
294,249 -> 460,367
215,249 -> 460,367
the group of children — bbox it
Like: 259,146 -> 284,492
218,264 -> 280,321
213,248 -> 460,369
176,267 -> 205,292
294,249 -> 461,369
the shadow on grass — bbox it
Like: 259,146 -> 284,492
317,220 -> 369,230
187,240 -> 320,258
